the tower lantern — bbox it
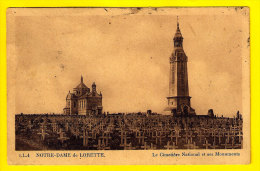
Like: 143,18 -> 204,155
92,82 -> 96,92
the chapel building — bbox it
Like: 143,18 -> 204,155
63,76 -> 103,115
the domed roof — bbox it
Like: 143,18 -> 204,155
75,82 -> 88,89
74,76 -> 89,89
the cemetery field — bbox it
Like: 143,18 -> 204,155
15,114 -> 243,150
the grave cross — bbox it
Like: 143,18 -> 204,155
65,122 -> 69,132
184,140 -> 198,149
99,122 -> 106,131
238,139 -> 243,149
120,131 -> 130,145
164,141 -> 177,149
152,131 -> 164,145
73,128 -> 80,139
183,130 -> 192,144
203,139 -> 211,149
197,129 -> 204,143
91,130 -> 97,139
221,138 -> 232,149
119,137 -> 131,149
88,122 -> 93,130
27,121 -> 33,130
216,130 -> 223,144
100,132 -> 112,146
80,129 -> 91,147
37,127 -> 49,141
168,132 -> 175,142
210,141 -> 219,149
225,130 -> 231,143
140,142 -> 149,150
124,142 -> 136,150
147,143 -> 156,150
237,131 -> 243,143
58,129 -> 69,144
93,139 -> 108,150
136,131 -> 145,144
211,129 -> 217,144
173,130 -> 181,145
51,122 -> 58,133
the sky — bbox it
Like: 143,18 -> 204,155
8,8 -> 249,116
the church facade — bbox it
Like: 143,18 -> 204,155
165,18 -> 196,116
63,76 -> 103,115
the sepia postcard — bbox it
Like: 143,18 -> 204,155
7,7 -> 250,165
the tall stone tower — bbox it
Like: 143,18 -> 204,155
166,17 -> 196,116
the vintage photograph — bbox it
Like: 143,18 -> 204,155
7,7 -> 250,164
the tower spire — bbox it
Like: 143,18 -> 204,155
81,75 -> 83,83
173,16 -> 183,46
177,16 -> 179,30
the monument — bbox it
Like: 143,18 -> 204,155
165,17 -> 196,116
